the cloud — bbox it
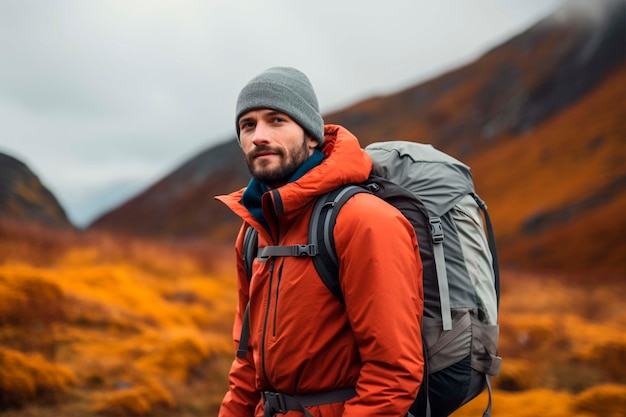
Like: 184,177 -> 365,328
0,0 -> 567,227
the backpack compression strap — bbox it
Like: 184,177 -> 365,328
471,193 -> 501,417
471,194 -> 501,310
428,216 -> 453,331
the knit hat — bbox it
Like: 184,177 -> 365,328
235,67 -> 324,146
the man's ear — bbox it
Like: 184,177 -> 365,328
306,134 -> 320,152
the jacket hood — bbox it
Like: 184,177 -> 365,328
216,125 -> 372,225
276,124 -> 372,214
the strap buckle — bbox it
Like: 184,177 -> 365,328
263,391 -> 288,414
293,244 -> 318,256
429,217 -> 444,243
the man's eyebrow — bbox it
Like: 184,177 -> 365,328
239,116 -> 254,125
239,110 -> 290,126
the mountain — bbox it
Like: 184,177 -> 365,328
90,140 -> 248,241
0,152 -> 73,229
324,0 -> 625,154
89,0 -> 626,274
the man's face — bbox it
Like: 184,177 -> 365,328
238,109 -> 319,188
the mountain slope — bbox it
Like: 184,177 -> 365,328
90,140 -> 247,241
88,0 -> 626,274
0,152 -> 73,229
324,0 -> 625,155
470,62 -> 626,274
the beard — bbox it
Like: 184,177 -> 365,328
245,136 -> 310,188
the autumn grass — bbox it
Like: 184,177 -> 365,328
0,348 -> 76,408
450,270 -> 626,417
1,219 -> 625,416
0,219 -> 236,416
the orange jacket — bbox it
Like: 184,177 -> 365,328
217,125 -> 424,417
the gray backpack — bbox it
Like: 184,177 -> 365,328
241,141 -> 502,417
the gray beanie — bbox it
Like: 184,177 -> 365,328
235,67 -> 324,145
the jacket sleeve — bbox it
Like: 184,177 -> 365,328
218,226 -> 261,417
335,193 -> 424,417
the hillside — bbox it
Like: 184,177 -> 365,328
87,0 -> 626,274
89,140 -> 246,241
470,63 -> 626,274
325,0 -> 625,155
0,153 -> 73,229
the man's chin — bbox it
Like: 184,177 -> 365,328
252,160 -> 279,174
252,167 -> 278,180
252,168 -> 289,187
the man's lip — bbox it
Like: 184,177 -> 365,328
254,151 -> 278,158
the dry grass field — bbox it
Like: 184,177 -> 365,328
0,220 -> 236,416
0,219 -> 625,417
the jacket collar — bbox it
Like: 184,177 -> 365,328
241,149 -> 325,232
273,124 -> 372,216
216,125 -> 373,233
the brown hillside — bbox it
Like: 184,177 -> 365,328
325,0 -> 625,156
90,140 -> 247,241
87,0 -> 625,274
470,62 -> 626,274
0,153 -> 73,230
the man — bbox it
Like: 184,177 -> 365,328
217,67 -> 424,417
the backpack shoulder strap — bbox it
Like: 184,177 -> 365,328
242,225 -> 258,282
309,184 -> 372,304
257,184 -> 372,301
236,186 -> 368,358
238,225 -> 257,359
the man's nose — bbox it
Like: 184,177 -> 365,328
252,121 -> 271,145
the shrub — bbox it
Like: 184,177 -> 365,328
494,359 -> 538,391
92,379 -> 175,417
93,389 -> 152,417
452,389 -> 574,417
0,347 -> 76,409
0,276 -> 65,356
571,384 -> 626,417
0,276 -> 64,324
138,332 -> 210,381
589,340 -> 626,382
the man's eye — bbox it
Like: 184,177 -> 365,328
272,117 -> 285,123
241,122 -> 254,130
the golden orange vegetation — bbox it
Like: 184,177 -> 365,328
452,269 -> 626,417
1,219 -> 625,417
0,219 -> 237,416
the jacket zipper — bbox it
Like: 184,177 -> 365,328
261,257 -> 276,386
262,202 -> 280,387
273,260 -> 285,336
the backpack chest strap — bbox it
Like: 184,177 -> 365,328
257,244 -> 318,259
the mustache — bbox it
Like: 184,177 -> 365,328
247,145 -> 284,159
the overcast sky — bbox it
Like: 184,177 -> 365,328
0,0 -> 568,227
